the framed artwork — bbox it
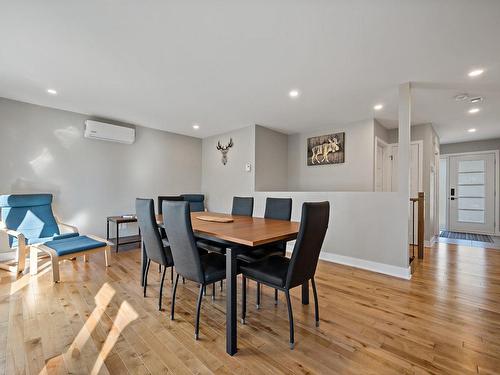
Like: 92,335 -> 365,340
307,132 -> 345,166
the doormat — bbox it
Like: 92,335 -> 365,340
439,231 -> 493,243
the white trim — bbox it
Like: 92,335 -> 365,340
374,136 -> 390,192
424,235 -> 438,247
286,248 -> 412,280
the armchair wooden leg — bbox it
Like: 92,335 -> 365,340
83,254 -> 89,262
50,253 -> 60,283
104,246 -> 111,267
16,244 -> 26,274
30,247 -> 39,276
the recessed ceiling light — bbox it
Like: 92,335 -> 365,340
289,89 -> 300,98
468,69 -> 484,77
373,104 -> 383,111
192,124 -> 200,130
47,89 -> 57,95
468,128 -> 477,133
468,108 -> 480,114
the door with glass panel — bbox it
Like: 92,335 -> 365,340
449,153 -> 495,233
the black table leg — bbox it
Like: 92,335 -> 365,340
226,248 -> 237,355
301,280 -> 309,305
106,219 -> 110,241
115,221 -> 119,253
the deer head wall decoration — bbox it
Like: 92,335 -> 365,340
216,138 -> 234,165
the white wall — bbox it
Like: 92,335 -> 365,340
254,125 -> 288,191
388,123 -> 440,242
201,123 -> 411,278
287,119 -> 376,191
201,125 -> 255,213
0,98 -> 202,241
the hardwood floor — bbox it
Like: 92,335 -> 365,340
1,242 -> 499,374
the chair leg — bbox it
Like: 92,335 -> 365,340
30,247 -> 39,276
274,289 -> 279,305
170,266 -> 174,282
203,285 -> 207,296
241,276 -> 247,324
220,280 -> 223,291
158,264 -> 161,273
143,259 -> 151,297
195,284 -> 204,340
311,277 -> 320,327
182,277 -> 185,284
50,253 -> 60,283
256,282 -> 261,309
212,283 -> 216,301
285,290 -> 294,349
17,244 -> 26,274
104,246 -> 111,267
83,254 -> 88,262
158,266 -> 167,311
171,274 -> 180,320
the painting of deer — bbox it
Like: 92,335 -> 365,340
216,138 -> 234,165
307,132 -> 345,165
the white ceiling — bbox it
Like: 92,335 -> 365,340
1,0 -> 499,143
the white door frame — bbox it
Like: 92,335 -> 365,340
374,136 -> 391,191
440,150 -> 499,235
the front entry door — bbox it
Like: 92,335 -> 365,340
449,153 -> 496,234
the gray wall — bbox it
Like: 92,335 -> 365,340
201,124 -> 410,275
440,138 -> 500,155
441,138 -> 500,234
287,119 -> 375,191
201,125 -> 255,213
254,125 -> 288,191
374,119 -> 390,143
0,98 -> 202,242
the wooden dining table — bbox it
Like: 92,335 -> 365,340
140,211 -> 304,355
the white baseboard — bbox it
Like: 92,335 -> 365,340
286,249 -> 412,280
424,235 -> 438,247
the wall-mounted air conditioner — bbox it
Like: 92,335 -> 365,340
84,120 -> 135,144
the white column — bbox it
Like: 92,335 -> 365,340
398,82 -> 411,268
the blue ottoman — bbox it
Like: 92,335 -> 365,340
30,234 -> 111,282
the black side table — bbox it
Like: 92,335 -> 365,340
106,215 -> 141,252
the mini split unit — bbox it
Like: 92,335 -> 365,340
84,120 -> 135,144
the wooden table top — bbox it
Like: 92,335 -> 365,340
156,211 -> 299,247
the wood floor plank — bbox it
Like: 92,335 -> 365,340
1,242 -> 500,374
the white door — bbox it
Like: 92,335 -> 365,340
449,153 -> 496,234
391,143 -> 421,196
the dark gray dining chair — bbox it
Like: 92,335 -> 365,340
240,201 -> 329,349
231,196 -> 254,216
136,198 -> 174,311
237,197 -> 292,307
163,201 -> 228,340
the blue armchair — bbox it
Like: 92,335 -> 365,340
0,194 -> 110,281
